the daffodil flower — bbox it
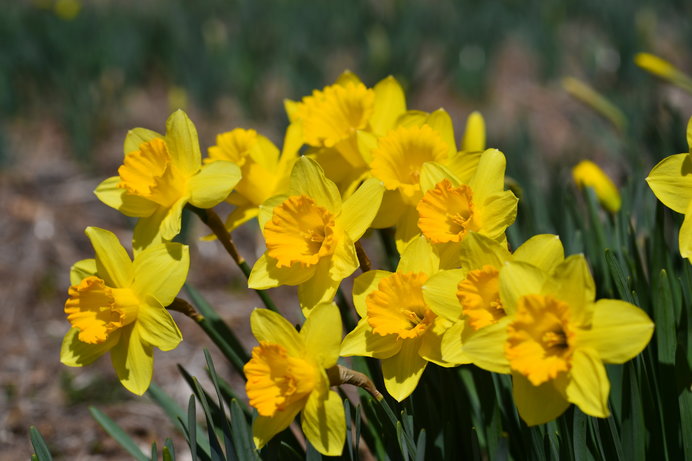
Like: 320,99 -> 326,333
422,232 -> 564,372
572,160 -> 621,213
285,71 -> 406,195
248,157 -> 384,313
646,116 -> 692,261
205,126 -> 300,231
416,150 -> 518,252
340,236 -> 452,401
95,110 -> 241,251
244,303 -> 345,456
60,227 -> 189,395
460,254 -> 653,425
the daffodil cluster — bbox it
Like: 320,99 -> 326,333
61,71 -> 659,457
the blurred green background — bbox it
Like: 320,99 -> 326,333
3,0 -> 691,459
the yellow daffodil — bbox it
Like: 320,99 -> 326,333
205,126 -> 300,231
340,236 -> 451,401
248,157 -> 384,313
572,160 -> 621,213
422,232 -> 564,372
95,110 -> 241,251
635,52 -> 692,94
61,227 -> 189,395
244,303 -> 345,456
457,254 -> 653,425
646,117 -> 692,261
285,71 -> 406,195
416,149 -> 518,252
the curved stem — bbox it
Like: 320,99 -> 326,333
187,205 -> 279,312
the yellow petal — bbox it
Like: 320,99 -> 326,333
60,327 -> 119,367
137,297 -> 183,351
565,349 -> 610,418
461,111 -> 485,152
459,232 -> 510,270
132,243 -> 189,305
298,261 -> 341,314
579,299 -> 654,363
419,162 -> 459,193
250,308 -> 304,357
475,192 -> 518,241
253,400 -> 303,449
289,157 -> 342,213
469,149 -> 507,203
188,161 -> 241,209
397,235 -> 439,276
513,234 -> 564,273
426,109 -> 457,155
131,197 -> 187,252
546,255 -> 595,325
680,203 -> 692,260
461,317 -> 511,374
165,110 -> 201,175
512,372 -> 570,426
335,70 -> 363,86
418,317 -> 455,367
370,190 -> 405,228
124,128 -> 162,155
499,261 -> 546,315
382,339 -> 427,401
688,116 -> 692,150
370,76 -> 406,135
439,320 -> 472,365
446,151 -> 483,185
301,303 -> 342,368
572,160 -> 622,213
646,153 -> 692,214
224,204 -> 259,232
258,194 -> 289,232
352,270 -> 391,318
329,236 -> 359,282
94,176 -> 158,217
422,269 -> 466,320
394,206 -> 423,256
301,389 -> 346,456
340,318 -> 402,358
397,110 -> 428,127
110,324 -> 154,395
85,227 -> 133,288
248,254 -> 316,289
339,178 -> 384,241
70,258 -> 97,285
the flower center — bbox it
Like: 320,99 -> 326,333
206,128 -> 259,166
64,276 -> 139,344
457,265 -> 505,329
117,137 -> 187,207
417,179 -> 477,243
505,294 -> 574,386
264,195 -> 336,268
367,272 -> 436,340
244,342 -> 317,417
296,82 -> 375,148
370,125 -> 450,202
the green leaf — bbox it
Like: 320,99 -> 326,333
29,426 -> 53,461
89,407 -> 149,461
188,395 -> 198,461
653,270 -> 677,365
163,439 -> 175,461
230,399 -> 259,461
151,442 -> 158,461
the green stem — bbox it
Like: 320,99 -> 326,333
187,205 -> 278,312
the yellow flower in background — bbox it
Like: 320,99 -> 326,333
61,227 -> 189,395
635,52 -> 692,94
572,160 -> 622,213
460,254 -> 653,425
646,117 -> 692,261
248,157 -> 384,313
205,126 -> 299,231
286,71 -> 406,196
341,236 -> 452,401
95,110 -> 241,251
244,304 -> 345,456
461,111 -> 486,153
423,232 -> 564,372
561,77 -> 628,132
